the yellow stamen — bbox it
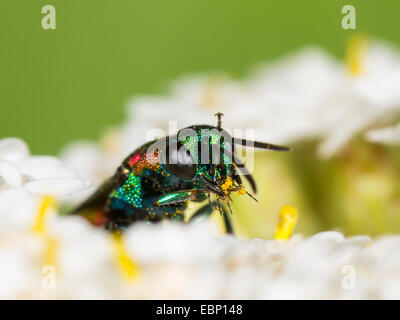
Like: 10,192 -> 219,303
43,236 -> 59,267
237,187 -> 246,196
221,177 -> 233,191
111,233 -> 139,282
31,195 -> 59,269
274,205 -> 298,240
32,195 -> 56,235
346,33 -> 367,76
202,76 -> 222,108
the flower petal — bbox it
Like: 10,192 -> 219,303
16,156 -> 77,180
0,138 -> 30,162
0,161 -> 22,188
24,178 -> 88,197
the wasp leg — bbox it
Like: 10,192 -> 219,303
154,189 -> 208,206
189,201 -> 234,234
104,211 -> 134,232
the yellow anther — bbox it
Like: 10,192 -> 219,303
221,177 -> 233,191
202,76 -> 222,108
32,195 -> 56,235
346,33 -> 367,76
237,187 -> 246,196
274,205 -> 298,240
111,233 -> 139,282
31,195 -> 59,269
43,236 -> 59,267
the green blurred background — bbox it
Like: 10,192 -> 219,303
1,0 -> 399,154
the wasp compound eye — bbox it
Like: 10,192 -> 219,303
165,143 -> 197,180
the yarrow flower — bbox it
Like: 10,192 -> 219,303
0,139 -> 399,299
1,138 -> 400,299
2,191 -> 400,299
0,138 -> 91,230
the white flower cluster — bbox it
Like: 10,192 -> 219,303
3,211 -> 400,298
62,38 -> 400,197
0,138 -> 90,229
0,137 -> 400,299
123,222 -> 400,299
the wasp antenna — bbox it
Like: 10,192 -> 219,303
215,112 -> 224,130
234,138 -> 290,152
233,158 -> 257,194
235,168 -> 257,194
246,191 -> 259,203
243,173 -> 257,194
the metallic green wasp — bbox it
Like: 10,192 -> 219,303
72,114 -> 290,233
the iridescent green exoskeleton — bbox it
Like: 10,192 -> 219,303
72,114 -> 290,233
